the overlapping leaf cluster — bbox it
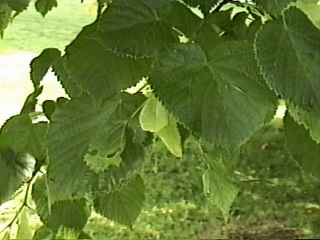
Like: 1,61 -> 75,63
1,0 -> 320,238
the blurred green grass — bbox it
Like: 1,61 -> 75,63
0,0 -> 95,54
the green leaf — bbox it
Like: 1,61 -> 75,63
255,7 -> 320,112
139,96 -> 169,133
32,176 -> 91,232
16,208 -> 33,240
42,100 -> 56,121
58,23 -> 150,101
32,176 -> 50,223
157,115 -> 182,158
48,199 -> 91,232
47,93 -> 144,201
284,114 -> 320,178
255,0 -> 297,16
297,0 -> 320,29
0,3 -> 12,37
32,226 -> 54,240
0,114 -> 48,161
97,0 -> 178,56
94,175 -> 145,226
0,149 -> 34,204
35,0 -> 57,17
7,0 -> 31,13
30,48 -> 61,89
204,156 -> 239,222
288,103 -> 320,143
151,42 -> 276,149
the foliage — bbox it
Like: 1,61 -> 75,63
1,0 -> 320,238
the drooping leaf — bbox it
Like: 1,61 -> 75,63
139,96 -> 169,133
32,175 -> 50,223
32,226 -> 54,240
97,0 -> 178,56
47,199 -> 91,232
255,7 -> 320,112
151,42 -> 276,149
0,149 -> 34,204
35,0 -> 57,17
57,23 -> 150,101
255,0 -> 297,16
284,114 -> 320,178
157,115 -> 182,158
16,208 -> 33,240
203,155 -> 239,222
47,93 -> 144,202
288,103 -> 320,143
30,48 -> 61,89
7,0 -> 31,13
0,114 -> 48,161
94,175 -> 145,226
0,3 -> 12,37
32,176 -> 91,232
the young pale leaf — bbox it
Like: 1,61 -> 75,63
47,94 -> 144,202
139,96 -> 169,133
157,115 -> 182,158
16,208 -> 33,240
151,42 -> 276,149
94,175 -> 145,226
30,48 -> 61,89
255,7 -> 320,112
35,0 -> 57,17
284,114 -> 320,178
182,0 -> 220,16
204,157 -> 239,222
97,0 -> 178,56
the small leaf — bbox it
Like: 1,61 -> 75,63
35,0 -> 57,17
30,48 -> 61,89
139,96 -> 169,133
94,175 -> 145,226
284,114 -> 320,178
157,115 -> 182,158
204,156 -> 239,222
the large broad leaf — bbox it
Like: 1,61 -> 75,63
30,48 -> 61,89
0,114 -> 48,161
151,42 -> 276,149
255,0 -> 297,16
203,155 -> 239,222
284,114 -> 320,178
57,23 -> 150,101
0,149 -> 34,204
16,209 -> 33,240
47,93 -> 144,202
255,7 -> 320,112
94,175 -> 145,226
97,0 -> 178,56
35,0 -> 58,17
